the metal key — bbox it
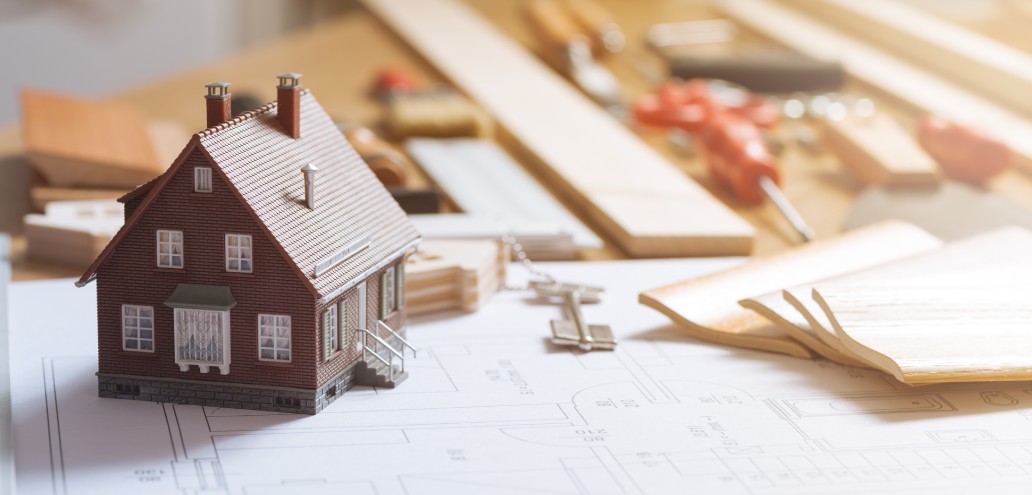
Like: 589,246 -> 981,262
531,281 -> 616,351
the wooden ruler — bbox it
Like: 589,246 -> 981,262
779,0 -> 1032,118
364,0 -> 755,257
721,0 -> 1032,172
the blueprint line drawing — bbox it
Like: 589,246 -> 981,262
13,260 -> 1032,494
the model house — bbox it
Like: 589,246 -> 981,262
76,74 -> 422,414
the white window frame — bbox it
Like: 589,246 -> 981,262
194,167 -> 213,193
156,230 -> 184,269
225,234 -> 253,273
258,314 -> 291,363
122,304 -> 155,352
381,265 -> 397,319
173,308 -> 231,374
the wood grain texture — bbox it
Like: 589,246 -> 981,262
810,227 -> 1032,384
21,90 -> 165,188
721,0 -> 1032,173
739,296 -> 869,367
405,239 -> 507,315
640,220 -> 936,358
821,113 -> 940,187
781,0 -> 1032,118
782,288 -> 875,366
364,0 -> 756,257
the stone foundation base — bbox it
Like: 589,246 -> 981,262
98,365 -> 356,415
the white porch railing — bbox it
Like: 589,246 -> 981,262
376,320 -> 416,358
359,329 -> 405,382
359,321 -> 418,383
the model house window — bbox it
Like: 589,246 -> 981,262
397,263 -> 405,310
258,314 -> 291,362
122,304 -> 154,352
174,308 -> 230,374
225,234 -> 253,272
157,230 -> 184,268
194,167 -> 213,193
322,305 -> 338,361
338,299 -> 348,350
381,265 -> 397,319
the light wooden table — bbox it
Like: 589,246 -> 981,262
4,0 -> 1032,281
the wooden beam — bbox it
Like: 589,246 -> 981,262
720,0 -> 1032,173
779,0 -> 1032,118
364,0 -> 755,257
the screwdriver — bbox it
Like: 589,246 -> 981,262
697,104 -> 816,243
635,79 -> 815,243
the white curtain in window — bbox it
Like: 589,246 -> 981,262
175,308 -> 224,363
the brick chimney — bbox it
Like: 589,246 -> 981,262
277,73 -> 302,138
205,82 -> 231,128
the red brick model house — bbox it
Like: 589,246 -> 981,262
76,74 -> 421,414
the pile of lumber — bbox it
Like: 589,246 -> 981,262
405,239 -> 508,315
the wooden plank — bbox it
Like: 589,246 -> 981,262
820,113 -> 940,187
738,294 -> 870,367
639,220 -> 938,358
812,228 -> 1032,384
720,0 -> 1032,173
780,0 -> 1032,118
364,0 -> 755,257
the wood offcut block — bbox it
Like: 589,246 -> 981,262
24,200 -> 124,268
21,89 -> 169,189
821,113 -> 940,186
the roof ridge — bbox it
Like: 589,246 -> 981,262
195,88 -> 313,138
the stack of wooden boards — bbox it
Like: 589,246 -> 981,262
641,221 -> 1032,385
21,89 -> 189,210
403,239 -> 509,315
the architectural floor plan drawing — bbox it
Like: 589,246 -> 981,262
12,259 -> 1032,494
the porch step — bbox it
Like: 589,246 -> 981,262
354,360 -> 408,389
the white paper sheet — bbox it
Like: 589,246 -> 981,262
12,258 -> 1032,494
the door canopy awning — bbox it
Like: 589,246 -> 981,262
164,283 -> 237,311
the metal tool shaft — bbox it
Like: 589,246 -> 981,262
563,290 -> 594,350
757,175 -> 816,242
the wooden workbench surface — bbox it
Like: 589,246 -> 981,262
4,0 -> 1032,281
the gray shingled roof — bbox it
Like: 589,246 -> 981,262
197,91 -> 420,299
78,90 -> 420,299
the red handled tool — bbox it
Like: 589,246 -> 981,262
697,109 -> 815,242
635,79 -> 813,242
633,79 -> 780,132
917,116 -> 1012,184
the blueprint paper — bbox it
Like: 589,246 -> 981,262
12,258 -> 1032,494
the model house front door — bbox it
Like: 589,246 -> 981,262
174,308 -> 231,375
